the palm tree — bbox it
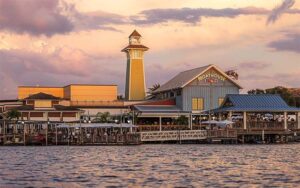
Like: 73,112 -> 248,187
5,109 -> 21,142
94,112 -> 110,123
146,83 -> 160,100
6,109 -> 21,121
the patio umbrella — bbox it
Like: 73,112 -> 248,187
201,120 -> 220,124
217,120 -> 234,125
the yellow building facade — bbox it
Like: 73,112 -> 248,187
122,30 -> 148,101
18,87 -> 64,99
18,84 -> 117,102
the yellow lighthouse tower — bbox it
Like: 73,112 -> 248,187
122,30 -> 149,100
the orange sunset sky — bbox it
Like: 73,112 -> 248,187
0,0 -> 299,99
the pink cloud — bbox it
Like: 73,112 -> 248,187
0,0 -> 73,36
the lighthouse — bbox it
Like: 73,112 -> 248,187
122,30 -> 149,100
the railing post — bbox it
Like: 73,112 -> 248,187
190,113 -> 193,130
243,112 -> 247,130
297,112 -> 300,130
284,112 -> 287,130
159,116 -> 162,132
228,111 -> 232,121
55,125 -> 58,145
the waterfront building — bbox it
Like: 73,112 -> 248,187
133,64 -> 242,130
17,84 -> 129,119
153,64 -> 242,111
15,92 -> 81,122
122,30 -> 149,101
1,30 -> 300,145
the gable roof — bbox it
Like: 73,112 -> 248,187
215,94 -> 300,112
24,92 -> 61,100
155,64 -> 242,93
129,30 -> 141,37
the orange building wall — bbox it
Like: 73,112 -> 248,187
69,85 -> 117,101
18,87 -> 64,99
18,85 -> 117,101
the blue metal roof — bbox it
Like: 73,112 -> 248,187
214,94 -> 300,112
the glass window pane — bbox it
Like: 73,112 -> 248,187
192,98 -> 198,110
197,98 -> 204,110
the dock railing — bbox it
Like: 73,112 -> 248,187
232,121 -> 298,131
207,129 -> 237,138
138,124 -> 189,132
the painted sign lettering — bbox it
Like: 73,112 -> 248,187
198,72 -> 226,83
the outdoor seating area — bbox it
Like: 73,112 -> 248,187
0,121 -> 140,145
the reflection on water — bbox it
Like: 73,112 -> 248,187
1,144 -> 300,187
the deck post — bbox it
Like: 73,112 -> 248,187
46,122 -> 48,146
297,112 -> 300,129
55,125 -> 58,145
218,113 -> 222,121
228,111 -> 232,120
132,110 -> 135,125
243,112 -> 247,130
190,113 -> 193,130
3,120 -> 6,144
284,111 -> 287,130
23,122 -> 26,146
159,116 -> 162,132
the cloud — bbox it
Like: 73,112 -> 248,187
0,0 -> 127,36
268,33 -> 300,53
267,0 -> 295,24
238,61 -> 271,70
131,7 -> 269,25
60,1 -> 127,32
0,48 -> 92,76
0,0 -> 73,36
0,47 -> 127,99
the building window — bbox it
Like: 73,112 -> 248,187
218,98 -> 224,106
132,50 -> 142,59
192,98 -> 204,111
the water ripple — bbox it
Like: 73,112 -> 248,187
1,144 -> 300,187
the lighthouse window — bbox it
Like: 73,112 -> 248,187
132,50 -> 142,59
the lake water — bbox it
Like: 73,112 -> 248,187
1,144 -> 300,187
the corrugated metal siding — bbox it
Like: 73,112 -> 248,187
176,95 -> 183,109
182,86 -> 239,111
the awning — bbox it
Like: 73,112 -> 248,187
57,123 -> 137,128
134,105 -> 188,114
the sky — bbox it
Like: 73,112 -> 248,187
0,0 -> 299,99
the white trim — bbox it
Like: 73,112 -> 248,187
142,57 -> 147,99
181,65 -> 243,89
128,58 -> 132,100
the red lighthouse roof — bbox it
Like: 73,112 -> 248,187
129,30 -> 141,37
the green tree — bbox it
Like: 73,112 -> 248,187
6,109 -> 21,120
248,89 -> 265,94
94,112 -> 110,123
146,83 -> 160,100
248,86 -> 300,107
265,86 -> 296,107
176,115 -> 188,125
